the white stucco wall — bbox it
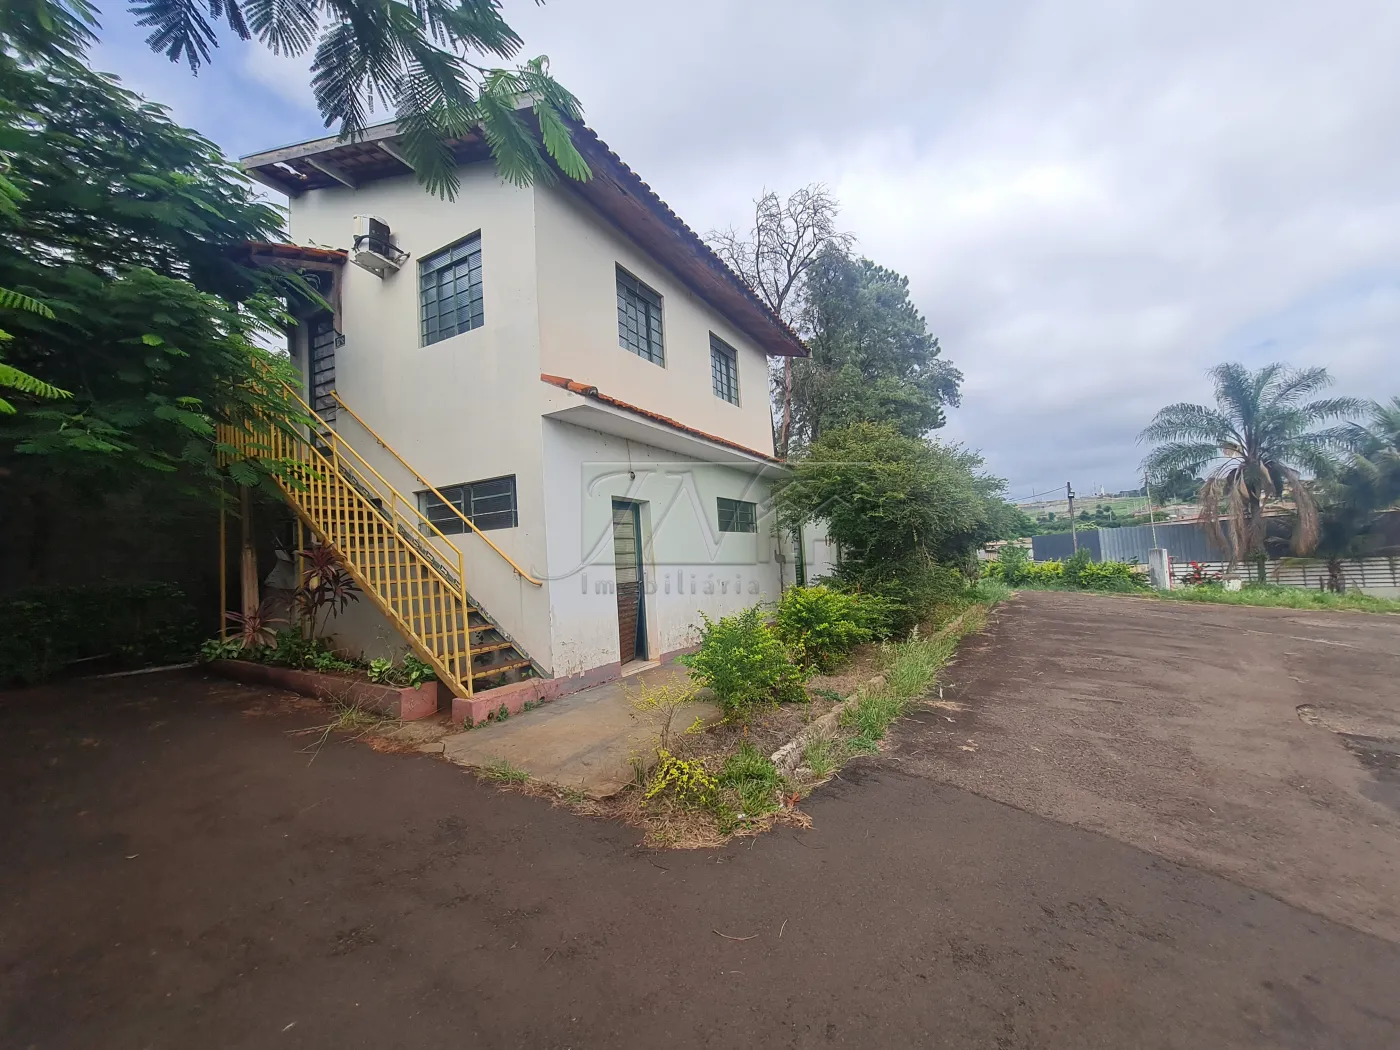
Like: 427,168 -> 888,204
277,159 -> 787,682
541,418 -> 784,677
286,164 -> 555,671
532,184 -> 777,457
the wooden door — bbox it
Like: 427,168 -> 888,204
612,500 -> 646,664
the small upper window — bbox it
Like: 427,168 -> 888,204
420,234 -> 483,346
710,334 -> 739,405
420,475 -> 517,533
616,266 -> 664,365
717,496 -> 757,534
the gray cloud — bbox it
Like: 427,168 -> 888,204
96,1 -> 1400,493
512,0 -> 1400,493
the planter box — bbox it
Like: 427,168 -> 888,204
208,660 -> 442,721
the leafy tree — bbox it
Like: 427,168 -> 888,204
777,423 -> 1003,629
1148,466 -> 1202,504
708,186 -> 853,456
788,250 -> 961,450
4,0 -> 589,199
1138,363 -> 1364,566
0,52 -> 303,490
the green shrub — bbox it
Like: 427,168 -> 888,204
679,606 -> 808,718
1074,560 -> 1149,591
774,585 -> 874,672
0,581 -> 200,685
991,544 -> 1030,585
1022,560 -> 1065,584
644,749 -> 718,806
366,653 -> 436,687
829,557 -> 965,636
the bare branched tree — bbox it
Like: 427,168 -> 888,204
708,185 -> 853,457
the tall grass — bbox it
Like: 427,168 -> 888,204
1157,584 -> 1400,614
840,605 -> 988,753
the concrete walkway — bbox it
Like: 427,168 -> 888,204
440,660 -> 720,797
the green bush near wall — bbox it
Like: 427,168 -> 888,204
0,582 -> 201,686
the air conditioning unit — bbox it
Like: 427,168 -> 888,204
351,215 -> 408,277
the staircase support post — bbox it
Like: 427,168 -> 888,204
218,485 -> 228,640
239,485 -> 259,618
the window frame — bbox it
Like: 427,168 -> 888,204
418,475 -> 518,534
716,496 -> 758,534
616,265 -> 665,366
709,333 -> 740,405
419,233 -> 484,346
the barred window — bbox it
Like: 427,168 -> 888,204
710,333 -> 739,404
420,234 -> 483,346
616,266 -> 664,365
717,496 -> 757,534
420,475 -> 517,533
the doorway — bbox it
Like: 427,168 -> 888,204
611,499 -> 648,665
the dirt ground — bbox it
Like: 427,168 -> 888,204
894,590 -> 1400,943
2,597 -> 1399,1048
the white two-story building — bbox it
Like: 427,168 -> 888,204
241,120 -> 815,704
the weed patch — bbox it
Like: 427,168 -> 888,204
481,758 -> 530,783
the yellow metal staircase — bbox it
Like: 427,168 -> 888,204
218,388 -> 536,698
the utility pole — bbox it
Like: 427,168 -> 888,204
1066,481 -> 1078,552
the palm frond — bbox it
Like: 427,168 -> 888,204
1141,441 -> 1220,477
131,0 -> 221,70
1138,402 -> 1236,445
243,0 -> 318,55
0,360 -> 72,407
1279,465 -> 1319,554
1263,365 -> 1331,409
1209,361 -> 1269,431
1298,396 -> 1368,423
0,287 -> 56,318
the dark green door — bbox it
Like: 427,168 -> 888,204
612,500 -> 647,663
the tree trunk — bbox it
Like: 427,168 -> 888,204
779,356 -> 793,458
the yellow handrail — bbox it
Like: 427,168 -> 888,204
218,393 -> 479,696
329,389 -> 544,586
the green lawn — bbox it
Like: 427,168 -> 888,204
1154,583 -> 1400,614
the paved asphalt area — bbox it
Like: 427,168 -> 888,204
3,592 -> 1398,1049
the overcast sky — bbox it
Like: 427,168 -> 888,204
94,1 -> 1398,496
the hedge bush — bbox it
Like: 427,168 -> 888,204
0,581 -> 200,685
773,585 -> 876,672
679,606 -> 808,718
984,554 -> 1146,591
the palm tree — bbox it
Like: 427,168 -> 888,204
1312,396 -> 1400,589
1139,363 -> 1365,570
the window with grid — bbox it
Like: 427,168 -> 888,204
419,475 -> 517,534
717,496 -> 757,534
710,333 -> 739,404
616,266 -> 664,365
420,234 -> 484,346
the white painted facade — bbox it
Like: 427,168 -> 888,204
278,157 -> 793,681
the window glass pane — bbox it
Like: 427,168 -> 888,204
616,267 -> 664,365
421,234 -> 484,345
710,335 -> 738,404
717,497 -> 757,533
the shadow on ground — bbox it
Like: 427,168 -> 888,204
1,632 -> 1398,1048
